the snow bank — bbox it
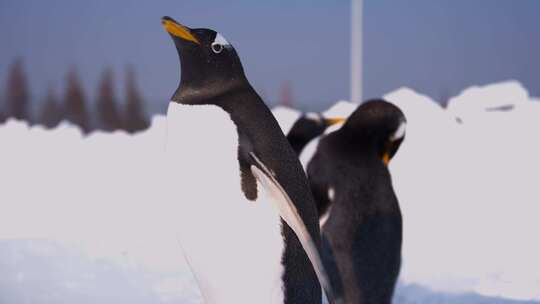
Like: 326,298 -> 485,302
0,116 -> 204,303
0,81 -> 539,303
446,80 -> 530,123
384,84 -> 540,300
293,82 -> 540,301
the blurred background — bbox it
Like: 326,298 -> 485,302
1,1 -> 540,304
1,0 -> 539,132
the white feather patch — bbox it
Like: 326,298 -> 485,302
327,187 -> 335,201
165,102 -> 285,304
299,137 -> 320,170
319,204 -> 333,228
391,120 -> 407,141
213,33 -> 231,47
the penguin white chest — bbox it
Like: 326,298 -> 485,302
165,102 -> 286,304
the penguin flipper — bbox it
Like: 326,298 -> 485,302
249,152 -> 341,304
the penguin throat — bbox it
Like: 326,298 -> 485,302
172,79 -> 245,105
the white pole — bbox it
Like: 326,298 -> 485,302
350,0 -> 363,103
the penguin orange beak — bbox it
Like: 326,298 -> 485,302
325,117 -> 346,126
382,153 -> 391,166
161,16 -> 200,45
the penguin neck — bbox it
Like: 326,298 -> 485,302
173,53 -> 249,105
334,128 -> 387,160
172,77 -> 249,107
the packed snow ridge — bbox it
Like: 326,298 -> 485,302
0,80 -> 539,303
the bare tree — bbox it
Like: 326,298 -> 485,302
5,58 -> 30,121
0,92 -> 6,124
64,68 -> 91,133
39,86 -> 63,129
96,68 -> 122,131
123,65 -> 149,133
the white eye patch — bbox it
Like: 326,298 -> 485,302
327,187 -> 335,201
390,120 -> 406,141
211,33 -> 231,54
213,33 -> 230,47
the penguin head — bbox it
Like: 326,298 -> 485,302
341,99 -> 406,166
288,113 -> 345,145
161,16 -> 246,101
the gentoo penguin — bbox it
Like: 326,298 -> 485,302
161,17 -> 339,304
286,113 -> 344,155
306,100 -> 405,304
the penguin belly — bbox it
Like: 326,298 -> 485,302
165,102 -> 286,304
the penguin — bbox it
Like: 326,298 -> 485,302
305,100 -> 405,304
286,113 -> 344,155
160,17 -> 340,304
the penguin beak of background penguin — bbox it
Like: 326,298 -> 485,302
161,16 -> 200,45
324,117 -> 346,126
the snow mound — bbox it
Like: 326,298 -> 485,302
302,83 -> 540,301
1,81 -> 540,303
321,100 -> 358,118
446,80 -> 530,123
385,84 -> 540,301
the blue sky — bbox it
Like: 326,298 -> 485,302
0,0 -> 539,112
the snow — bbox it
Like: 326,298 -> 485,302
0,115 -> 203,303
382,83 -> 540,300
321,100 -> 358,118
1,81 -> 540,303
446,81 -> 531,123
271,105 -> 301,134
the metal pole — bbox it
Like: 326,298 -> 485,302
350,0 -> 363,103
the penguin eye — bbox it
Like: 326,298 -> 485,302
211,43 -> 223,54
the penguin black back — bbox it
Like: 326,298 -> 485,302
232,96 -> 323,303
306,99 -> 405,304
